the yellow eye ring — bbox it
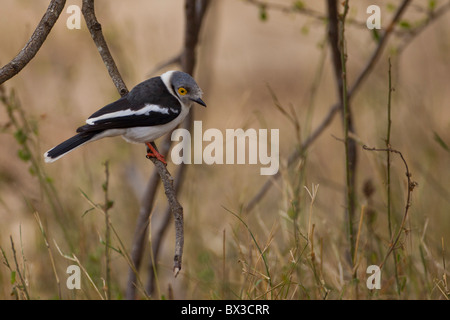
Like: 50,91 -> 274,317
178,87 -> 187,96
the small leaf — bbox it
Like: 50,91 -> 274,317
371,29 -> 380,42
386,3 -> 396,12
17,149 -> 31,162
301,25 -> 309,35
28,166 -> 36,176
287,200 -> 299,219
433,131 -> 450,152
10,271 -> 16,284
398,20 -> 411,29
259,4 -> 268,21
105,200 -> 114,210
14,129 -> 27,145
428,0 -> 436,10
293,1 -> 305,11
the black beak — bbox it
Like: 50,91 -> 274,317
191,97 -> 207,107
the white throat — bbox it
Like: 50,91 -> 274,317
160,70 -> 177,97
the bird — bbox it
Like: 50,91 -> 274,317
44,70 -> 206,164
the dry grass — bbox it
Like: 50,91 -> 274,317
0,0 -> 449,300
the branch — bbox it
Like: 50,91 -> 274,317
81,0 -> 128,96
397,0 -> 450,54
125,0 -> 211,299
350,0 -> 411,95
147,159 -> 184,277
362,145 -> 417,269
0,0 -> 67,85
125,134 -> 171,299
182,0 -> 211,74
145,113 -> 191,295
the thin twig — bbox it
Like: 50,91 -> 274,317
362,145 -> 417,269
386,58 -> 400,294
34,212 -> 62,299
10,236 -> 30,300
54,240 -> 105,300
80,189 -> 149,298
397,1 -> 450,54
81,0 -> 128,96
0,0 -> 67,85
103,161 -> 112,300
350,0 -> 411,94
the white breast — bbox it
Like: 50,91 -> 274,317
121,105 -> 190,144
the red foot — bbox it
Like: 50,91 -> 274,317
145,142 -> 167,165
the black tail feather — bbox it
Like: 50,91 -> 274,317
44,132 -> 97,162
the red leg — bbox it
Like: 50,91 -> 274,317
145,142 -> 167,165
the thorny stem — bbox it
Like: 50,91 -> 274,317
362,145 -> 417,269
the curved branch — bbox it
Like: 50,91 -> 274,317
81,0 -> 128,96
0,0 -> 67,85
362,145 -> 417,269
125,0 -> 211,299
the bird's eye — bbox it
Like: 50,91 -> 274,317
178,87 -> 187,96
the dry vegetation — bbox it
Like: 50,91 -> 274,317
0,0 -> 449,300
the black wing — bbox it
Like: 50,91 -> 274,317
77,77 -> 181,133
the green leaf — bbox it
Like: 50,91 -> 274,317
14,129 -> 27,145
386,3 -> 396,13
398,20 -> 411,29
293,1 -> 305,11
259,4 -> 268,21
17,149 -> 31,162
28,166 -> 36,176
301,25 -> 309,35
371,28 -> 380,42
10,271 -> 16,284
433,131 -> 450,152
428,0 -> 437,10
287,200 -> 299,219
105,200 -> 114,210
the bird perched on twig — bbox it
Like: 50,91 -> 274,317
44,70 -> 206,164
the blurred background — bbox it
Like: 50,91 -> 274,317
0,0 -> 449,299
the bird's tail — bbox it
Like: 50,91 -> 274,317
44,132 -> 98,163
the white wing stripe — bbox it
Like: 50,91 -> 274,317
86,103 -> 170,125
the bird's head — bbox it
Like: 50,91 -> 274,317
166,71 -> 206,108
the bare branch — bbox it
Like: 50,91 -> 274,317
145,113 -> 191,295
146,158 -> 184,277
0,0 -> 67,85
350,0 -> 411,96
362,145 -> 417,269
81,0 -> 128,96
125,135 -> 171,299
